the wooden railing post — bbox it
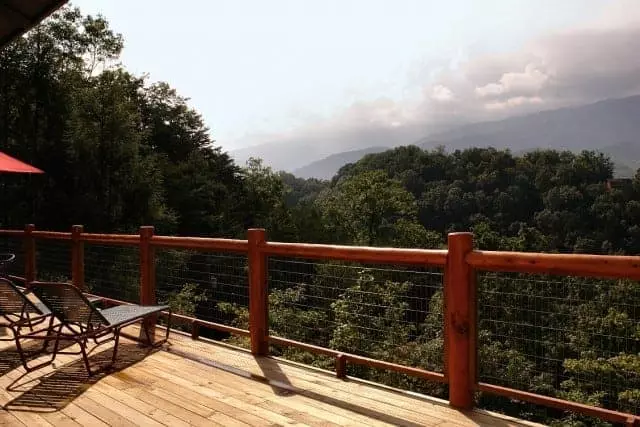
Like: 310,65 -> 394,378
445,232 -> 476,409
71,225 -> 85,290
139,226 -> 156,343
248,228 -> 268,356
24,224 -> 36,284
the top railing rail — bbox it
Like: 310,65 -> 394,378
261,241 -> 448,265
7,227 -> 640,278
468,249 -> 640,280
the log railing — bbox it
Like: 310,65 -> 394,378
0,224 -> 639,426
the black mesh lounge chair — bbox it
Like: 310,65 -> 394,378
0,253 -> 16,279
25,281 -> 172,375
0,277 -> 56,372
0,252 -> 101,303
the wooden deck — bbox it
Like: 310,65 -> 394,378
0,326 -> 541,426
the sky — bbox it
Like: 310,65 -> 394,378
72,0 -> 640,155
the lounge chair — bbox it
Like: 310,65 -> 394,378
0,277 -> 56,372
0,252 -> 101,303
0,253 -> 16,279
24,281 -> 172,375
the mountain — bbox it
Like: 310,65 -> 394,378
233,95 -> 640,178
412,95 -> 640,178
416,95 -> 640,153
597,141 -> 640,178
292,146 -> 389,179
298,95 -> 640,179
229,124 -> 426,172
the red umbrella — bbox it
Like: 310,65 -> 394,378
0,151 -> 43,227
0,151 -> 43,174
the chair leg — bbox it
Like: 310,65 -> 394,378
45,323 -> 64,367
12,325 -> 28,369
40,316 -> 55,352
15,323 -> 61,373
142,320 -> 153,346
165,310 -> 172,342
88,324 -> 100,345
78,338 -> 93,376
111,328 -> 120,364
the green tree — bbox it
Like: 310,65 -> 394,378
318,170 -> 422,246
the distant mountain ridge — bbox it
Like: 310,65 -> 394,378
416,95 -> 640,152
292,146 -> 388,179
290,95 -> 640,179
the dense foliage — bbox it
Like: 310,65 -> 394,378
0,8 -> 250,236
2,7 -> 640,426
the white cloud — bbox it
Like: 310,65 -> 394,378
474,83 -> 503,97
475,64 -> 549,98
231,6 -> 640,170
431,85 -> 454,102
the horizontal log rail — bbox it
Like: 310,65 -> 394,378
31,231 -> 72,240
262,241 -> 448,266
476,383 -> 639,426
467,250 -> 640,280
268,335 -> 446,383
2,224 -> 640,425
81,233 -> 140,245
0,229 -> 24,237
151,235 -> 249,252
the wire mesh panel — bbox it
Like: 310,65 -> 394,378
267,257 -> 445,395
0,235 -> 23,278
478,271 -> 640,425
35,238 -> 71,282
155,249 -> 249,338
84,243 -> 140,303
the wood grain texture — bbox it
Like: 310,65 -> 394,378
0,325 -> 539,427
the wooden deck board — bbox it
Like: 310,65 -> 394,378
0,326 -> 542,427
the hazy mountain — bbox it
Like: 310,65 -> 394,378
416,95 -> 640,153
234,95 -> 640,178
292,146 -> 389,179
595,142 -> 640,178
229,124 -> 430,172
411,95 -> 640,178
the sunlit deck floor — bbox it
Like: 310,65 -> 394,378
0,326 -> 541,427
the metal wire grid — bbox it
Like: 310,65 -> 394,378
84,243 -> 140,303
0,235 -> 23,277
478,271 -> 640,423
267,258 -> 445,387
35,238 -> 71,282
155,249 -> 249,332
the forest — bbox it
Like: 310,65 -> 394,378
1,7 -> 640,426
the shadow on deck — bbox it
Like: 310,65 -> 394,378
0,327 -> 541,426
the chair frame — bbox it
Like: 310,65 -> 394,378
22,281 -> 172,376
0,253 -> 16,277
0,277 -> 57,372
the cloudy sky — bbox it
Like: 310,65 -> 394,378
73,0 -> 640,154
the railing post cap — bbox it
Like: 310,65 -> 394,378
139,226 -> 155,238
448,232 -> 473,237
247,228 -> 266,240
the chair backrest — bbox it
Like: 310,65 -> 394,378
28,282 -> 109,327
0,277 -> 42,316
0,253 -> 15,278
